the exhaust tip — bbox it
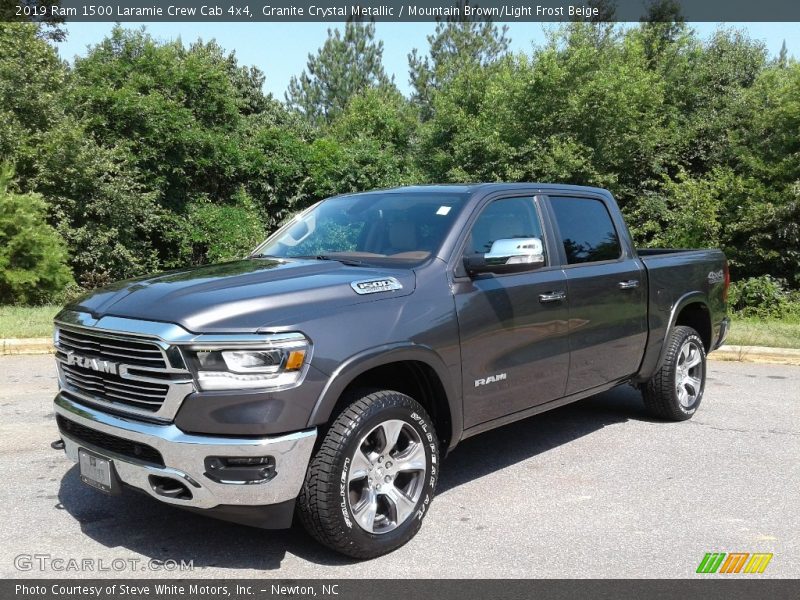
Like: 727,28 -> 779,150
50,439 -> 65,450
148,475 -> 193,501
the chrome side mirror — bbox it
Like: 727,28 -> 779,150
464,237 -> 546,276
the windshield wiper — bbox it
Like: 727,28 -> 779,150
301,254 -> 364,267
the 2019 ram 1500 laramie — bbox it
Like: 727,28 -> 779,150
53,184 -> 729,558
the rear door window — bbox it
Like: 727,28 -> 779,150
549,197 -> 622,264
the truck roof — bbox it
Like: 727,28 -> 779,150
336,183 -> 613,197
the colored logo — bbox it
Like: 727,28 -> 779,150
697,552 -> 773,574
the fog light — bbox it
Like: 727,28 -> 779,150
204,456 -> 276,484
224,457 -> 271,466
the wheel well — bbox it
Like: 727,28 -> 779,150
335,361 -> 452,450
675,302 -> 712,351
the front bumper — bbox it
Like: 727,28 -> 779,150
55,393 -> 316,514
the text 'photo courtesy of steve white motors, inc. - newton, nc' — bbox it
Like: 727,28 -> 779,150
14,583 -> 340,598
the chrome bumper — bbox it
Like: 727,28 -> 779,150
55,394 -> 316,510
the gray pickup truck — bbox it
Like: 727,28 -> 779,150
53,184 -> 729,558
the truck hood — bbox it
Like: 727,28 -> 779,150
67,258 -> 416,333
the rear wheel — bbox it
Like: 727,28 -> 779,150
642,325 -> 706,421
297,390 -> 439,558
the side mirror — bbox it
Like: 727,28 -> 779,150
464,237 -> 546,276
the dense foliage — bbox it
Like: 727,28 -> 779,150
287,20 -> 393,124
0,166 -> 74,304
0,18 -> 798,307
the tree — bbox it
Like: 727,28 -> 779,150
0,23 -> 68,186
58,26 -> 288,279
2,19 -> 799,306
0,165 -> 73,304
725,63 -> 800,284
0,2 -> 66,42
68,27 -> 256,210
639,0 -> 686,66
777,40 -> 788,68
417,22 -> 666,200
286,19 -> 393,124
329,87 -> 419,155
183,188 -> 266,264
408,7 -> 510,119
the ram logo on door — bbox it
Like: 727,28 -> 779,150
475,373 -> 507,387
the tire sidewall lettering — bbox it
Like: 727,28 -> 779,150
676,333 -> 706,414
340,456 -> 353,528
338,400 -> 439,538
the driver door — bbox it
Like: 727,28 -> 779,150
453,196 -> 571,429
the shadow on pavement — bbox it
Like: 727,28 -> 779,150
439,383 -> 653,493
57,384 -> 651,569
57,464 -> 356,571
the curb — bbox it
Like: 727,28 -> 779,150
0,338 -> 54,355
1,338 -> 799,365
709,345 -> 800,366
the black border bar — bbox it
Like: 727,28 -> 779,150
6,579 -> 800,600
5,0 -> 800,23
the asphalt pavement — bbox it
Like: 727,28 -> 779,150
0,354 -> 797,578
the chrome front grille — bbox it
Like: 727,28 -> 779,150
54,325 -> 194,420
60,362 -> 169,410
57,327 -> 167,369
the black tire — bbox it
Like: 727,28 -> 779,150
297,389 -> 440,559
642,325 -> 707,421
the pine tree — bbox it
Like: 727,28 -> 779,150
778,40 -> 788,68
639,0 -> 687,66
286,19 -> 393,124
408,5 -> 510,119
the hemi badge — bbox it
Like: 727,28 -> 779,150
351,277 -> 403,295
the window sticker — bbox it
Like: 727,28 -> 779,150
436,206 -> 452,216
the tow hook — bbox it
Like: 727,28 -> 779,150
50,439 -> 65,450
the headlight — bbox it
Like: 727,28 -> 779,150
183,334 -> 310,391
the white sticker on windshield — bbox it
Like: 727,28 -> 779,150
436,206 -> 452,216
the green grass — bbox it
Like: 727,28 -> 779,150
0,305 -> 61,338
727,316 -> 800,349
1,305 -> 798,349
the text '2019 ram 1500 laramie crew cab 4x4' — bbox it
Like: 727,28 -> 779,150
53,184 -> 729,558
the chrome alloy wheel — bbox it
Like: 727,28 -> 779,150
676,339 -> 704,408
346,419 -> 427,534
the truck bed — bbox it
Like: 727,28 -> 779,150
635,247 -> 729,382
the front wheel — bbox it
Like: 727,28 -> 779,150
297,390 -> 439,558
642,325 -> 707,421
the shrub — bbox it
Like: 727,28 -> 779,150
728,275 -> 798,318
0,166 -> 74,304
184,188 -> 266,264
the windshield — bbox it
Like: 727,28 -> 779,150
253,192 -> 468,266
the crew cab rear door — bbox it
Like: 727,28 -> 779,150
452,194 -> 570,428
546,195 -> 648,394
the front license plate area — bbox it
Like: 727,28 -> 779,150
78,448 -> 120,495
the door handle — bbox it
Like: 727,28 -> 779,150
539,291 -> 567,303
618,280 -> 640,290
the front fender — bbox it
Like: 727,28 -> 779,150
306,343 -> 462,450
